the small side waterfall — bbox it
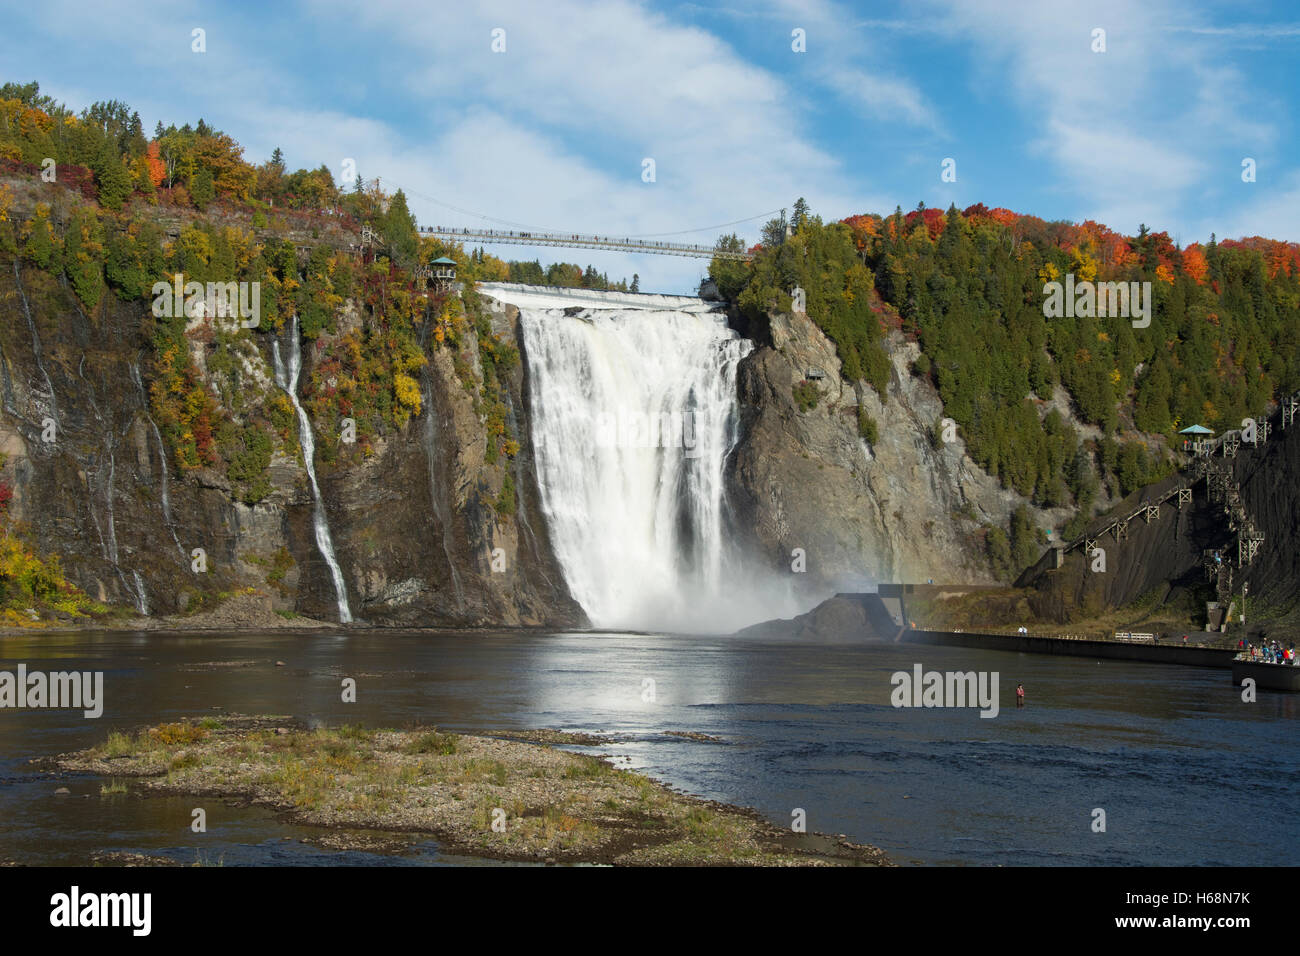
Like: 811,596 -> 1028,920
272,316 -> 353,623
130,361 -> 186,559
13,260 -> 58,428
132,570 -> 149,615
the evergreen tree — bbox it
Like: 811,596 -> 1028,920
22,206 -> 57,269
707,234 -> 749,300
91,139 -> 132,210
761,210 -> 788,248
791,197 -> 809,233
379,189 -> 419,269
190,168 -> 216,210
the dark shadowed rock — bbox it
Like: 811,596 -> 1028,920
735,595 -> 888,643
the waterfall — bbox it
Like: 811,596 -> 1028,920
486,283 -> 793,633
272,316 -> 353,623
13,260 -> 58,429
130,361 -> 186,559
132,570 -> 149,616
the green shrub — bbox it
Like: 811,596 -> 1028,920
857,408 -> 879,443
792,380 -> 821,411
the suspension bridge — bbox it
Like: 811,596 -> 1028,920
418,225 -> 753,261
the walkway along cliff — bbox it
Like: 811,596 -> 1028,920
1016,391 -> 1300,641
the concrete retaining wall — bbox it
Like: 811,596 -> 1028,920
901,629 -> 1236,669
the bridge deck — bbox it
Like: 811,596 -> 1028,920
421,226 -> 753,261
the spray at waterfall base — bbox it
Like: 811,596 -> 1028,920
503,286 -> 814,633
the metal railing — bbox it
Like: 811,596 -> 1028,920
419,226 -> 753,261
1059,387 -> 1300,557
910,624 -> 1237,648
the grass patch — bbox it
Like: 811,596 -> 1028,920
102,731 -> 134,758
60,718 -> 892,866
402,730 -> 459,756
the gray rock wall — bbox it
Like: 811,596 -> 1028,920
0,260 -> 582,627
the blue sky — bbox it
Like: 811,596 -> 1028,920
2,0 -> 1298,293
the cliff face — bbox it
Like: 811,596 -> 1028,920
305,295 -> 583,626
0,258 -> 583,627
726,308 -> 1060,595
1019,402 -> 1300,636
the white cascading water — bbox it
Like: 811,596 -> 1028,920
273,315 -> 353,623
484,283 -> 798,633
130,361 -> 186,559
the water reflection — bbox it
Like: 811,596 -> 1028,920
1,629 -> 1296,866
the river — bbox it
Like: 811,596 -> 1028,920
2,629 -> 1296,866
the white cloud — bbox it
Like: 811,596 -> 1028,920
762,0 -> 944,133
823,67 -> 941,131
1,0 -> 888,291
920,0 -> 1284,238
288,0 -> 885,290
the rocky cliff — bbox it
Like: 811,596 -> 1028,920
1017,397 -> 1300,637
726,307 -> 1065,598
0,250 -> 583,628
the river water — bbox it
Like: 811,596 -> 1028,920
2,629 -> 1296,866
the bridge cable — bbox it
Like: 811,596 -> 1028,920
375,176 -> 781,243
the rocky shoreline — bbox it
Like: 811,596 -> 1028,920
42,716 -> 893,867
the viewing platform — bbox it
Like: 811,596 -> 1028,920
1231,658 -> 1300,691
